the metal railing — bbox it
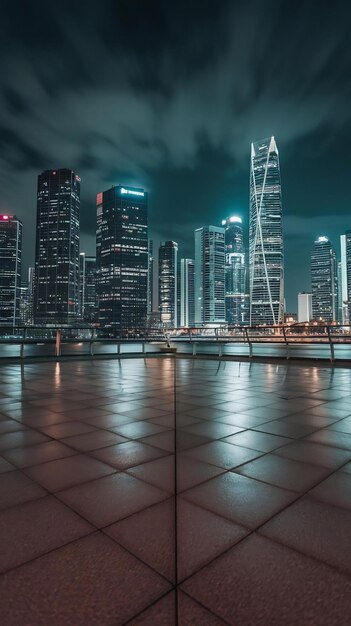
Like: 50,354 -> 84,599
0,324 -> 351,362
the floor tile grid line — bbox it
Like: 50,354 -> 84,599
173,354 -> 179,626
241,414 -> 351,448
0,426 -> 175,473
121,589 -> 176,626
0,408 -> 344,494
178,452 -> 351,589
0,490 -> 177,591
176,588 -> 232,626
261,416 -> 351,439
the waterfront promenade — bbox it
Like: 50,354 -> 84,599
1,356 -> 351,624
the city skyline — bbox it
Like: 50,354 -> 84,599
2,158 -> 351,324
0,1 -> 351,312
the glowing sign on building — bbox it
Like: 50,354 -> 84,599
120,187 -> 144,197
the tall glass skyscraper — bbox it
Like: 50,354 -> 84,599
0,214 -> 22,326
96,185 -> 148,334
195,226 -> 225,324
180,258 -> 195,327
249,137 -> 284,325
340,232 -> 351,324
158,241 -> 178,327
34,169 -> 80,324
222,216 -> 246,325
147,239 -> 154,315
79,253 -> 97,324
311,236 -> 337,322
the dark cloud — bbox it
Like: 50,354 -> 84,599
0,0 -> 350,309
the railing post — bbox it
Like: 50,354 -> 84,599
218,342 -> 223,358
89,340 -> 94,357
327,326 -> 335,363
142,341 -> 145,354
244,328 -> 253,358
117,342 -> 120,355
20,342 -> 24,359
282,326 -> 290,360
55,329 -> 61,357
192,341 -> 197,356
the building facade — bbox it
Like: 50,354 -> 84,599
340,232 -> 351,324
297,292 -> 312,323
79,253 -> 97,324
158,241 -> 178,327
96,185 -> 148,334
249,137 -> 284,325
222,216 -> 246,325
311,236 -> 337,322
195,226 -> 225,325
180,258 -> 195,327
0,214 -> 22,326
34,169 -> 80,325
147,239 -> 154,315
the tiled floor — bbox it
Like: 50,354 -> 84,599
1,357 -> 351,624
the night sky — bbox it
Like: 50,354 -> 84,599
0,0 -> 350,311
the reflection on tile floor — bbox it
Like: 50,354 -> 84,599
1,357 -> 351,624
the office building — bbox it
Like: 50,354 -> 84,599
0,214 -> 22,325
195,226 -> 225,324
158,241 -> 178,327
96,185 -> 148,333
34,169 -> 80,324
311,236 -> 337,322
222,216 -> 246,325
340,233 -> 351,324
298,292 -> 312,322
249,137 -> 284,325
147,240 -> 154,315
79,253 -> 97,324
180,258 -> 195,327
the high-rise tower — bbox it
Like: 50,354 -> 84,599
96,185 -> 148,334
0,214 -> 22,326
147,240 -> 154,315
249,137 -> 284,325
158,241 -> 178,327
340,232 -> 351,324
311,236 -> 337,322
34,169 -> 80,324
195,226 -> 225,325
79,253 -> 97,324
222,216 -> 246,325
180,258 -> 195,327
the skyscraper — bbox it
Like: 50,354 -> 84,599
298,292 -> 312,322
0,214 -> 22,326
96,185 -> 148,333
147,239 -> 154,315
158,241 -> 178,327
222,216 -> 246,325
34,169 -> 80,324
180,258 -> 195,327
340,232 -> 351,324
79,253 -> 97,324
311,236 -> 337,322
195,226 -> 225,325
249,137 -> 284,325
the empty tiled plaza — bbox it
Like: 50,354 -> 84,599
1,356 -> 351,624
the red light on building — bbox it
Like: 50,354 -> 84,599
96,192 -> 103,205
0,215 -> 13,221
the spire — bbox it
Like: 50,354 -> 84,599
269,136 -> 278,154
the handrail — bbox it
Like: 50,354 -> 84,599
1,323 -> 351,362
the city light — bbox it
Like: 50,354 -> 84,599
121,187 -> 145,197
